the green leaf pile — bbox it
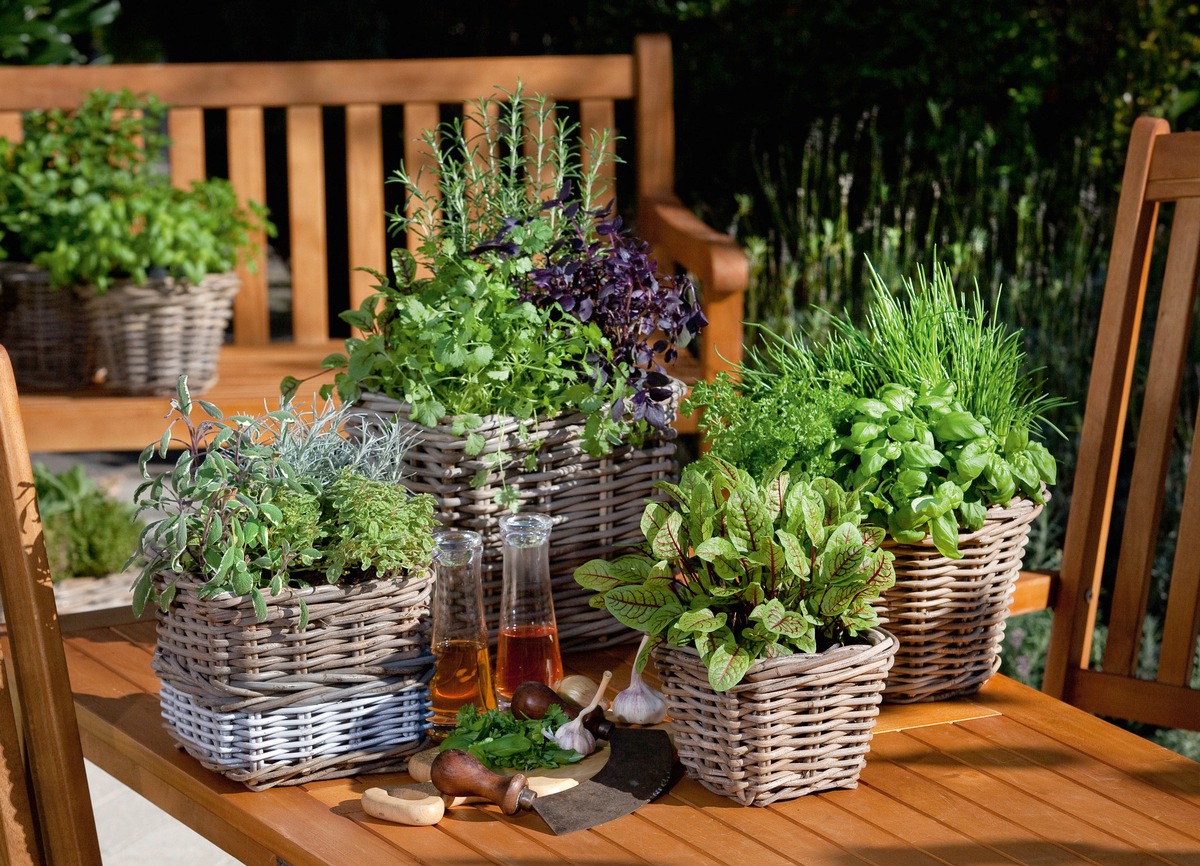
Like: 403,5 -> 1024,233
438,704 -> 583,771
575,455 -> 895,691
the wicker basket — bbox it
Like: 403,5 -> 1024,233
654,629 -> 898,806
152,571 -> 435,790
874,493 -> 1046,703
354,392 -> 678,652
0,263 -> 95,390
84,272 -> 238,395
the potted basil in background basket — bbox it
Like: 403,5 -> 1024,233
0,88 -> 272,395
296,85 -> 705,652
685,259 -> 1062,702
574,454 -> 898,806
130,377 -> 438,789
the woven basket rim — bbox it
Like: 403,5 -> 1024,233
882,487 -> 1049,551
655,627 -> 898,690
160,567 -> 432,610
84,270 -> 241,300
357,375 -> 685,433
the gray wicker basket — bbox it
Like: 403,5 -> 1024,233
875,493 -> 1046,703
0,263 -> 95,390
84,272 -> 238,395
153,571 -> 435,790
654,628 -> 898,806
354,392 -> 679,652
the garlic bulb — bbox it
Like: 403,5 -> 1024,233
547,670 -> 612,757
556,674 -> 604,709
611,636 -> 667,725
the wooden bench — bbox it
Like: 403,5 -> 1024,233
0,33 -> 748,452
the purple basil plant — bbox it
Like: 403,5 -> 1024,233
474,188 -> 707,430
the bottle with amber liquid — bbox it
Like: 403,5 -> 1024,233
495,512 -> 562,707
429,529 -> 495,739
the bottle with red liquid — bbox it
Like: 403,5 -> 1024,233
494,512 -> 562,706
429,529 -> 496,739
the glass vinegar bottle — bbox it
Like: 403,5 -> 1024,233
494,512 -> 562,706
428,529 -> 495,739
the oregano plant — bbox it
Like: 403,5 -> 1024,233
574,455 -> 896,691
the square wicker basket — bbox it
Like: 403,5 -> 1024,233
653,628 -> 898,806
354,392 -> 679,651
875,493 -> 1045,703
152,571 -> 435,790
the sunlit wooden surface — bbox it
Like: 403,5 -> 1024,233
63,618 -> 1200,866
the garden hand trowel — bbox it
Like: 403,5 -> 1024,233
428,716 -> 674,835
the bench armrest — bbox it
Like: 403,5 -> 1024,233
638,195 -> 749,381
1009,568 -> 1060,616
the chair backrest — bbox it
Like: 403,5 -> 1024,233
0,346 -> 102,864
1042,115 -> 1200,732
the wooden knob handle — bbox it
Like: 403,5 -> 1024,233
429,749 -> 535,815
511,681 -> 614,740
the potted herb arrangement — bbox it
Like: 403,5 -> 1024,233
685,260 -> 1060,702
305,86 -> 705,651
0,88 -> 271,395
574,455 -> 898,805
28,462 -> 143,614
130,377 -> 438,789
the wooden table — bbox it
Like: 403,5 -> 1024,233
62,616 -> 1200,866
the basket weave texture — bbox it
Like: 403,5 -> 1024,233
875,493 -> 1045,703
0,264 -> 94,389
153,571 -> 435,790
355,392 -> 678,652
84,272 -> 238,395
654,628 -> 898,806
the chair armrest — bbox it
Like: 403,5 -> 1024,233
638,195 -> 750,381
1009,568 -> 1060,616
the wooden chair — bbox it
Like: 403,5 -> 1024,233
0,345 -> 102,864
1040,115 -> 1200,732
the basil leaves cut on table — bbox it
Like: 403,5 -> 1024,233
438,704 -> 584,771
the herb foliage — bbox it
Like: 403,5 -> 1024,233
131,378 -> 436,624
312,85 -> 704,506
437,703 -> 583,771
34,462 -> 144,580
686,260 -> 1061,559
0,88 -> 272,291
575,455 -> 895,691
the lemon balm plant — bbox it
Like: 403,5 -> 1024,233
0,88 -> 273,395
0,88 -> 269,291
